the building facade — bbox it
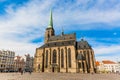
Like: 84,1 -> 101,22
34,11 -> 96,73
96,61 -> 105,73
14,56 -> 25,72
96,60 -> 120,73
25,54 -> 34,72
118,62 -> 120,73
0,50 -> 15,72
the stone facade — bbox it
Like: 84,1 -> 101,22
34,11 -> 96,73
25,54 -> 34,72
14,56 -> 25,72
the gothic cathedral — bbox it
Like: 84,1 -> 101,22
34,11 -> 96,73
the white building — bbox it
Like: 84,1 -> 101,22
117,62 -> 120,73
96,60 -> 120,73
96,61 -> 104,73
0,50 -> 15,72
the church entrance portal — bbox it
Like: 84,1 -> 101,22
51,63 -> 58,72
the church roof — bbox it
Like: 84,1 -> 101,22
39,38 -> 92,49
48,33 -> 76,42
76,39 -> 91,49
96,61 -> 100,66
102,60 -> 116,64
39,40 -> 75,48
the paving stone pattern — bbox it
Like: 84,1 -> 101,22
0,72 -> 120,80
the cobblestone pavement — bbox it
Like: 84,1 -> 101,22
0,72 -> 120,80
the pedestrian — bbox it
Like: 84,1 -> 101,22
23,70 -> 25,73
21,70 -> 23,75
29,70 -> 32,75
91,72 -> 94,75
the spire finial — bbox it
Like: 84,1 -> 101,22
48,9 -> 53,28
81,33 -> 84,41
61,27 -> 64,35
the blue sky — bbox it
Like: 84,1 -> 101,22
0,0 -> 120,61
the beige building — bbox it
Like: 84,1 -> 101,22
25,54 -> 34,72
14,56 -> 25,72
34,11 -> 96,73
0,50 -> 15,72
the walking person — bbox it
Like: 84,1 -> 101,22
29,70 -> 32,75
21,70 -> 23,75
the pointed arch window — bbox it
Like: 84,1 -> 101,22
53,50 -> 57,63
61,49 -> 64,68
91,51 -> 94,68
68,48 -> 71,68
83,51 -> 86,59
45,50 -> 48,68
87,51 -> 90,68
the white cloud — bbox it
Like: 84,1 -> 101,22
0,0 -> 120,58
94,45 -> 120,55
0,0 -> 55,56
0,40 -> 40,57
93,44 -> 120,62
95,56 -> 119,62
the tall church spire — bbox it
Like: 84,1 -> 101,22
48,9 -> 53,28
45,9 -> 55,43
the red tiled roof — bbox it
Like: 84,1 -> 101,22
102,60 -> 116,64
96,61 -> 100,66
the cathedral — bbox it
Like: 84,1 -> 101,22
34,11 -> 96,73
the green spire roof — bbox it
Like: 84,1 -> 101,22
48,9 -> 53,28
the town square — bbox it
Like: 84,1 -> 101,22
0,0 -> 120,80
0,73 -> 120,80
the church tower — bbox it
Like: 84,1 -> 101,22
34,9 -> 96,73
45,10 -> 55,43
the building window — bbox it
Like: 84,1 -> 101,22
52,50 -> 57,63
87,51 -> 90,68
47,34 -> 49,37
61,49 -> 64,68
91,51 -> 94,68
68,48 -> 71,68
45,50 -> 48,68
